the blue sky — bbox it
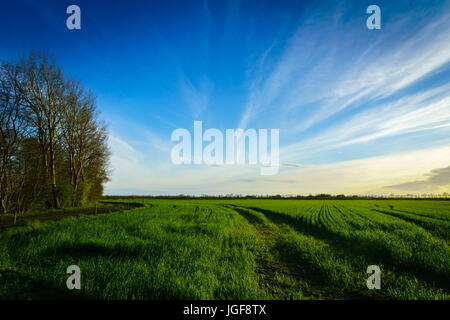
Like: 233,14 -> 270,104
1,0 -> 449,195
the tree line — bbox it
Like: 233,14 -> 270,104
0,52 -> 109,215
103,193 -> 450,200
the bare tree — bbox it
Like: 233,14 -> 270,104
16,53 -> 66,209
0,52 -> 110,214
0,62 -> 26,214
62,80 -> 108,206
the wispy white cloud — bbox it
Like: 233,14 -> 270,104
296,10 -> 450,132
386,166 -> 450,192
104,2 -> 450,196
239,4 -> 450,137
226,145 -> 450,195
179,75 -> 212,118
106,144 -> 450,195
239,21 -> 322,128
281,84 -> 450,161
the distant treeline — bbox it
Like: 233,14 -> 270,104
0,52 -> 109,215
104,193 -> 449,200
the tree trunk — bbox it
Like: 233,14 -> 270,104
49,145 -> 59,209
0,154 -> 8,214
1,198 -> 6,215
48,124 -> 59,209
0,177 -> 5,215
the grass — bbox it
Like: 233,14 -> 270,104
0,202 -> 139,229
0,199 -> 448,300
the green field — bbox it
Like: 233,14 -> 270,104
0,199 -> 448,300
